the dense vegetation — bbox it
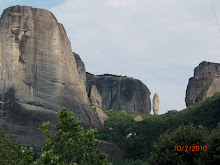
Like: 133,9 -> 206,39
98,92 -> 220,164
149,124 -> 220,165
1,93 -> 220,164
38,108 -> 108,165
97,73 -> 127,78
0,127 -> 34,165
0,108 -> 108,165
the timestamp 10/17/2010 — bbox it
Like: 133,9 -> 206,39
174,146 -> 207,152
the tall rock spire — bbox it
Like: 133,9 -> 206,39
153,93 -> 159,115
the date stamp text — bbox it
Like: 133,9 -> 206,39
174,146 -> 207,151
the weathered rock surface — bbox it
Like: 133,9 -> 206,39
97,140 -> 126,163
73,52 -> 88,102
186,61 -> 220,107
0,6 -> 102,150
87,73 -> 151,114
153,93 -> 159,115
89,85 -> 102,107
92,106 -> 109,124
134,115 -> 143,121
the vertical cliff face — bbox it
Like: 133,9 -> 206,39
0,6 -> 102,149
73,52 -> 88,102
87,73 -> 151,114
185,61 -> 220,107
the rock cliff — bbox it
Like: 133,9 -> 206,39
92,106 -> 109,125
74,53 -> 109,125
73,52 -> 89,102
0,6 -> 102,150
89,85 -> 102,108
87,73 -> 151,114
185,61 -> 220,107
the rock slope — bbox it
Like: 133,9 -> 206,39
97,140 -> 126,163
89,85 -> 102,108
87,73 -> 151,114
0,6 -> 102,150
185,61 -> 220,107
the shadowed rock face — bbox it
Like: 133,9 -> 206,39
87,73 -> 151,114
0,6 -> 102,150
185,61 -> 220,107
97,140 -> 126,163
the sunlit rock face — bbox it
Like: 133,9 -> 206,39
153,93 -> 159,115
89,85 -> 103,108
87,73 -> 151,114
206,76 -> 220,97
185,61 -> 220,107
73,52 -> 89,102
0,6 -> 102,150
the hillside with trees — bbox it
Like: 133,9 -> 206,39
98,92 -> 220,164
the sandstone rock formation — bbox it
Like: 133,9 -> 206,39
89,85 -> 102,107
0,6 -> 102,150
153,93 -> 159,115
92,106 -> 109,124
134,115 -> 143,121
86,73 -> 151,114
74,52 -> 109,125
73,52 -> 88,102
97,140 -> 126,163
186,61 -> 220,107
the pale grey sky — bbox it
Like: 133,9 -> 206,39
1,0 -> 220,114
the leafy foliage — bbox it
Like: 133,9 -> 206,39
0,127 -> 34,165
37,107 -> 108,165
98,93 -> 220,163
150,124 -> 208,165
114,159 -> 149,165
204,124 -> 220,165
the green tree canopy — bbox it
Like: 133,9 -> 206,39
0,127 -> 34,165
204,124 -> 220,165
37,107 -> 108,165
150,124 -> 208,165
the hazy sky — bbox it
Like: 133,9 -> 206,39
1,0 -> 220,114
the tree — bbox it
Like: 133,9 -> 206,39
36,107 -> 108,165
150,124 -> 208,165
204,123 -> 220,165
0,127 -> 34,165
